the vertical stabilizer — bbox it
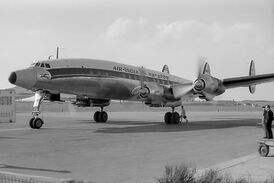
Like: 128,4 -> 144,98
249,60 -> 256,94
202,63 -> 211,75
162,65 -> 170,74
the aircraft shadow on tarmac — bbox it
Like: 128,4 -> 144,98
0,164 -> 71,173
91,118 -> 261,133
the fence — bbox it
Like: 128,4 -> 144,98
0,171 -> 82,183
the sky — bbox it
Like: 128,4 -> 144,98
1,0 -> 274,100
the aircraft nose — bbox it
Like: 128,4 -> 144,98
8,72 -> 17,84
8,69 -> 37,90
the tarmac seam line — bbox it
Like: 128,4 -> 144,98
0,170 -> 81,183
197,153 -> 258,175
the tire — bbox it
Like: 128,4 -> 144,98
258,144 -> 269,157
164,112 -> 172,124
171,112 -> 180,124
100,111 -> 108,123
94,111 -> 100,122
33,118 -> 44,129
29,117 -> 35,129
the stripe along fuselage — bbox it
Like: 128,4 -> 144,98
29,58 -> 191,104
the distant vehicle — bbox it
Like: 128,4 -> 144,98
8,58 -> 274,129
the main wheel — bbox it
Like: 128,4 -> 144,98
29,117 -> 35,129
171,112 -> 180,124
258,144 -> 269,157
164,112 -> 172,124
99,111 -> 108,123
94,111 -> 100,122
33,118 -> 44,129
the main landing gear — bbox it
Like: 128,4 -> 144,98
29,91 -> 45,129
93,107 -> 108,123
164,107 -> 180,124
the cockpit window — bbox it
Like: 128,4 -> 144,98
31,62 -> 51,68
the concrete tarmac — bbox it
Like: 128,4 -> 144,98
0,110 -> 271,182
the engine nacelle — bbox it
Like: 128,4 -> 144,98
193,74 -> 226,101
90,99 -> 110,107
132,83 -> 165,99
73,96 -> 110,107
145,100 -> 182,108
74,99 -> 91,107
45,93 -> 61,101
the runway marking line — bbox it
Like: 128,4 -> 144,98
0,128 -> 30,132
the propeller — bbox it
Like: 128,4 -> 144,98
173,57 -> 208,98
172,57 -> 225,101
131,66 -> 150,99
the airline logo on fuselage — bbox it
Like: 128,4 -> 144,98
113,66 -> 139,74
39,71 -> 52,80
112,66 -> 169,80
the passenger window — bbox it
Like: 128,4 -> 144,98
41,63 -> 45,67
35,63 -> 40,67
45,64 -> 51,68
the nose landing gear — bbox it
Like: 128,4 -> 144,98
29,91 -> 45,129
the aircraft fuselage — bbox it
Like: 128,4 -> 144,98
9,58 -> 191,104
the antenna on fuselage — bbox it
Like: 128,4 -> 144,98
56,47 -> 59,59
56,46 -> 64,59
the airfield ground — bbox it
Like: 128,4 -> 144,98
0,101 -> 273,182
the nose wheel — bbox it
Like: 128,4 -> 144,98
29,117 -> 44,129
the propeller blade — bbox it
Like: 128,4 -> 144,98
131,67 -> 150,99
197,56 -> 207,77
139,66 -> 146,88
172,83 -> 193,99
200,91 -> 215,101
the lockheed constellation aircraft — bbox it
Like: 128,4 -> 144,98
8,58 -> 274,129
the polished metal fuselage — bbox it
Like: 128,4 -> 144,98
10,58 -> 191,104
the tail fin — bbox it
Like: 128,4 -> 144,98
249,60 -> 256,94
162,65 -> 170,74
202,62 -> 211,75
197,57 -> 211,76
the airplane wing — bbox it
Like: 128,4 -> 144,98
223,73 -> 274,88
172,61 -> 274,100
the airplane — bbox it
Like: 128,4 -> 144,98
8,58 -> 274,129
